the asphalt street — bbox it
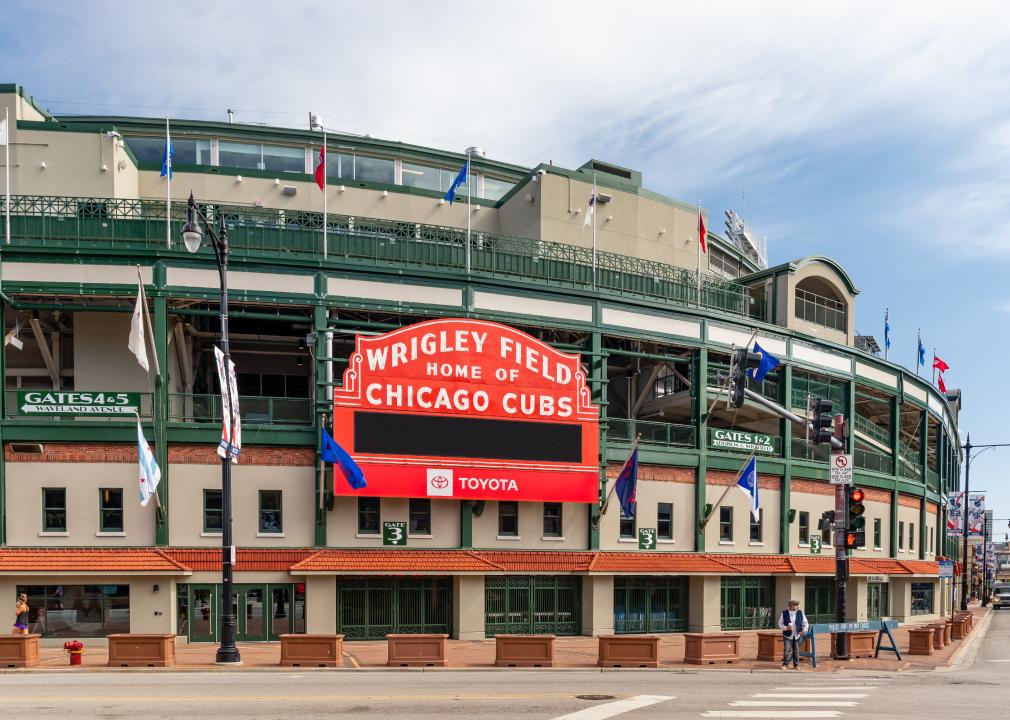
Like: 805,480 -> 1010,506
1,612 -> 1007,720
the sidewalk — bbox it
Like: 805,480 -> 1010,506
22,605 -> 988,673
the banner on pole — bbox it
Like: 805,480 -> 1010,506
968,493 -> 986,537
213,346 -> 241,462
946,492 -> 964,537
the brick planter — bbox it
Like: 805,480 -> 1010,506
494,635 -> 555,667
107,634 -> 176,667
684,633 -> 740,665
597,635 -> 660,668
387,634 -> 448,667
928,625 -> 945,650
951,618 -> 966,640
279,634 -> 343,667
832,631 -> 876,658
0,634 -> 40,668
943,621 -> 952,643
756,631 -> 784,662
907,627 -> 934,655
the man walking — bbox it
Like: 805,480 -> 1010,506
779,598 -> 808,669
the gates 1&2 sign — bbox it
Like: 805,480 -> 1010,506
332,319 -> 599,502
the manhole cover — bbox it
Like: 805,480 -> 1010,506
576,695 -> 616,701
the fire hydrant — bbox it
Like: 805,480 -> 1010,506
63,640 -> 84,666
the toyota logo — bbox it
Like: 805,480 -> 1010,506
430,475 -> 449,489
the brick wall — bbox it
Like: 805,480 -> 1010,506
5,443 -> 314,466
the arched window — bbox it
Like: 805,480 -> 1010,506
795,277 -> 847,331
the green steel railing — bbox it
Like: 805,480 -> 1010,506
794,287 -> 847,332
607,418 -> 695,448
854,414 -> 891,446
898,446 -> 923,480
168,394 -> 311,425
792,437 -> 830,463
3,195 -> 753,317
855,447 -> 892,473
790,382 -> 847,412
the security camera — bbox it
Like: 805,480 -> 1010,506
536,169 -> 547,176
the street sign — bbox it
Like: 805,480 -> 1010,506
939,560 -> 954,578
809,536 -> 822,554
17,391 -> 142,416
638,528 -> 657,550
383,521 -> 407,546
709,428 -> 778,454
829,453 -> 853,485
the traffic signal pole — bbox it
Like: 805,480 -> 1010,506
833,413 -> 849,660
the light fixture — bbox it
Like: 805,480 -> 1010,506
274,178 -> 280,186
39,161 -> 46,169
152,584 -> 160,593
606,215 -> 614,222
473,204 -> 481,212
235,175 -> 243,183
181,196 -> 203,253
296,356 -> 304,367
439,198 -> 445,206
338,185 -> 346,193
466,146 -> 486,158
382,190 -> 389,198
101,164 -> 108,172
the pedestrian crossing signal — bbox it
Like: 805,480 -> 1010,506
845,486 -> 866,549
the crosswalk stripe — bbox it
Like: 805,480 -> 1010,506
774,686 -> 879,691
549,695 -> 673,720
731,701 -> 858,707
753,693 -> 867,699
701,712 -> 842,718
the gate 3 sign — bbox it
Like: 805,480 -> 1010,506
17,391 -> 141,416
332,319 -> 600,503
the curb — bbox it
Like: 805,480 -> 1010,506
938,608 -> 993,671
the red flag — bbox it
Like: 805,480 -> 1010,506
313,146 -> 326,191
698,209 -> 707,254
938,373 -> 947,394
933,355 -> 949,373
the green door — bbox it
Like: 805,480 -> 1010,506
237,585 -> 269,641
189,585 -> 217,643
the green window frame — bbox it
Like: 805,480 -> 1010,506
99,488 -> 123,533
657,502 -> 674,540
542,502 -> 562,537
749,508 -> 763,544
498,501 -> 518,537
358,497 -> 380,535
409,498 -> 431,536
799,511 -> 810,544
614,576 -> 688,633
719,507 -> 733,542
258,490 -> 283,534
898,521 -> 904,550
720,577 -> 774,630
873,518 -> 882,549
909,522 -> 915,552
203,490 -> 223,533
804,578 -> 836,624
42,487 -> 66,533
337,577 -> 451,640
484,576 -> 580,637
619,510 -> 635,539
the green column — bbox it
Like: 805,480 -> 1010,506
919,411 -> 928,559
313,300 -> 328,548
460,501 -> 473,549
0,300 -> 6,545
889,395 -> 900,558
589,329 -> 605,550
780,362 -> 793,554
695,346 -> 708,552
153,269 -> 170,546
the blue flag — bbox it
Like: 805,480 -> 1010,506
321,427 -> 367,490
735,455 -> 759,522
748,342 -> 780,382
884,311 -> 891,350
160,133 -> 173,179
443,161 -> 468,205
917,337 -> 925,367
614,447 -> 639,518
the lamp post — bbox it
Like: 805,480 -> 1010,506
181,192 -> 240,664
959,438 -> 1010,611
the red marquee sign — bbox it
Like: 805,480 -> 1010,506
332,318 -> 599,502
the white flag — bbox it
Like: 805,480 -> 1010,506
128,285 -> 149,372
214,346 -> 241,462
136,418 -> 161,506
583,192 -> 595,227
0,117 -> 7,146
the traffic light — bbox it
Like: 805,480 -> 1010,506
817,510 -> 835,534
810,397 -> 834,445
845,486 -> 866,549
729,348 -> 762,409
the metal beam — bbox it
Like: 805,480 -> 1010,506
631,363 -> 663,418
173,321 -> 194,392
29,318 -> 59,389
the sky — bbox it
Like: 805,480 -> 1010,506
3,0 -> 1010,528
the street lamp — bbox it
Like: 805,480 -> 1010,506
959,437 -> 1010,611
181,192 -> 241,664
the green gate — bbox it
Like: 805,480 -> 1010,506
614,576 -> 688,633
720,577 -> 775,630
804,578 -> 836,624
484,576 -> 581,637
336,577 -> 451,640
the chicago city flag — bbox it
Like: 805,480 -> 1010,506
136,418 -> 161,507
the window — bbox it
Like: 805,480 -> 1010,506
42,488 -> 66,532
16,585 -> 129,638
749,509 -> 763,544
804,578 -> 836,624
218,141 -> 263,170
483,176 -> 515,201
99,488 -> 123,533
719,507 -> 733,542
929,531 -> 933,554
898,521 -> 905,550
614,576 -> 688,633
543,502 -> 562,537
355,155 -> 395,184
498,501 -> 518,537
708,246 -> 744,279
259,490 -> 283,533
620,511 -> 635,540
874,518 -> 882,549
401,161 -> 443,192
720,577 -> 774,630
203,490 -> 223,533
658,503 -> 674,540
357,497 -> 380,535
409,498 -> 431,535
909,523 -> 915,552
799,511 -> 810,544
261,144 -> 304,173
326,152 -> 354,180
911,582 -> 934,615
124,136 -> 210,166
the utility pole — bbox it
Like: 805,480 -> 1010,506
832,413 -> 849,660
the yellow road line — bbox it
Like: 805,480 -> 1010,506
0,692 -> 607,703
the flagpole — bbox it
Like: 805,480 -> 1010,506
884,308 -> 889,361
4,106 -> 9,245
165,117 -> 171,250
598,434 -> 640,520
323,128 -> 328,261
465,149 -> 472,275
591,173 -> 598,288
932,347 -> 936,386
696,201 -> 702,308
916,329 -> 921,377
698,450 -> 757,532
